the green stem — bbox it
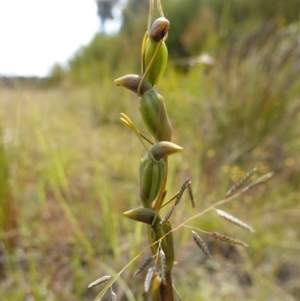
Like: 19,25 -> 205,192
160,272 -> 174,301
152,157 -> 168,225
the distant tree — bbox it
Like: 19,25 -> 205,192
121,0 -> 148,28
96,0 -> 119,32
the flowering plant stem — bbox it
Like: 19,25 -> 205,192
116,1 -> 177,300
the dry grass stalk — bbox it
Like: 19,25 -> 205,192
225,167 -> 258,198
133,256 -> 155,277
191,231 -> 211,257
216,209 -> 255,232
209,232 -> 249,247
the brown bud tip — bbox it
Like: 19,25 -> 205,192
114,74 -> 152,95
150,17 -> 170,42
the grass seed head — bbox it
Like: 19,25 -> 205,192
133,256 -> 155,278
144,267 -> 156,294
159,247 -> 167,285
216,209 -> 255,232
192,231 -> 211,257
88,275 -> 112,288
210,232 -> 249,247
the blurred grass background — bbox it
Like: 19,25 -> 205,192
1,0 -> 300,300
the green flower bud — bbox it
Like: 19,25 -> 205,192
114,74 -> 152,95
140,88 -> 172,142
140,155 -> 166,207
123,207 -> 156,224
142,17 -> 169,87
149,141 -> 183,160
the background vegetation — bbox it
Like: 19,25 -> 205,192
1,0 -> 300,300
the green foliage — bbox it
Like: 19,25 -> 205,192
68,33 -> 134,85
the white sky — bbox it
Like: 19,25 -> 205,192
0,0 -> 122,77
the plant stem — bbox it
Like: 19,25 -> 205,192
160,272 -> 174,301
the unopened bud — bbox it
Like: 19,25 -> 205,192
123,207 -> 156,225
150,17 -> 170,42
140,155 -> 166,207
149,141 -> 183,160
114,74 -> 152,95
140,88 -> 172,142
141,18 -> 170,86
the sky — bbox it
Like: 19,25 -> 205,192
0,0 -> 122,77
